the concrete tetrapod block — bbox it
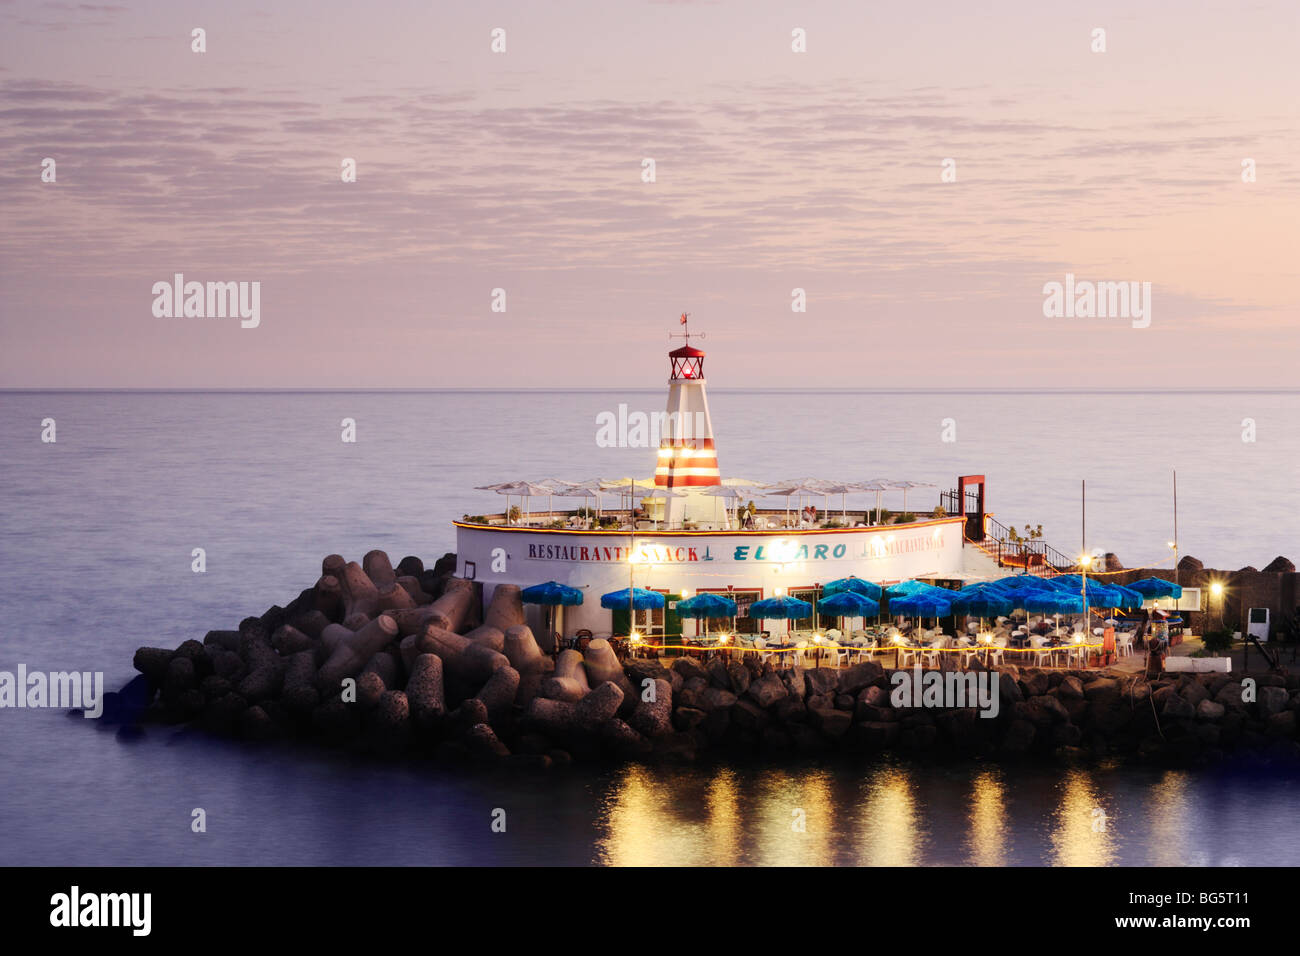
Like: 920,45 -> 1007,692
362,651 -> 399,689
504,625 -> 546,674
314,575 -> 343,617
322,554 -> 346,579
272,624 -> 315,656
396,576 -> 432,605
524,697 -> 579,737
282,651 -> 320,714
418,624 -> 510,686
386,605 -> 444,638
464,723 -> 511,758
555,649 -> 591,690
475,665 -> 521,727
540,676 -> 587,703
406,653 -> 447,730
133,647 -> 173,683
575,681 -> 625,732
288,609 -> 331,639
319,623 -> 353,661
368,690 -> 409,753
484,584 -> 526,633
396,556 -> 424,578
398,635 -> 418,673
362,549 -> 397,589
426,578 -> 475,634
630,678 -> 673,738
542,648 -> 591,701
356,671 -> 387,709
583,638 -> 635,706
464,625 -> 506,653
377,582 -> 416,612
318,614 -> 398,689
338,561 -> 380,619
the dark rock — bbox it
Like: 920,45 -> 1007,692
745,672 -> 788,708
725,661 -> 751,695
805,668 -> 839,698
672,706 -> 707,732
698,687 -> 737,712
731,699 -> 769,732
837,660 -> 885,695
672,657 -> 707,681
1266,711 -> 1297,737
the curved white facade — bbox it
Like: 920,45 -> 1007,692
455,516 -> 967,637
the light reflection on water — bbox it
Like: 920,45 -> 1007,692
592,759 -> 1300,867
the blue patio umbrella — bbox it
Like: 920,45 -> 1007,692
522,581 -> 584,648
885,580 -> 950,598
990,574 -> 1053,591
521,581 -> 584,606
748,595 -> 814,619
817,591 -> 881,617
1128,577 -> 1183,599
1005,587 -> 1084,615
676,591 -> 738,638
748,595 -> 814,641
1111,585 -> 1145,610
822,576 -> 883,600
600,587 -> 666,611
888,592 -> 954,617
676,592 -> 738,618
951,587 -> 1015,618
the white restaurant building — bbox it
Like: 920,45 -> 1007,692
455,322 -> 987,640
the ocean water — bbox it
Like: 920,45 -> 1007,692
1,389 -> 1298,866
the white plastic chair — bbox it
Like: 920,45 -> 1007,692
1028,635 -> 1054,667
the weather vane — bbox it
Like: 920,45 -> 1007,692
670,311 -> 705,347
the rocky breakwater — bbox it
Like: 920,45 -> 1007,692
117,551 -> 1300,769
644,659 -> 1300,765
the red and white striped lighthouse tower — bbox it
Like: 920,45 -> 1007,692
656,314 -> 723,526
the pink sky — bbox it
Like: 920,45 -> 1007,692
1,0 -> 1297,388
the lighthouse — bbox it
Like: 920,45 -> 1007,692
656,314 -> 724,527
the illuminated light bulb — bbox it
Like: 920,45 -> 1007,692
1210,582 -> 1224,597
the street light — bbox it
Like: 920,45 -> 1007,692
1209,580 -> 1224,632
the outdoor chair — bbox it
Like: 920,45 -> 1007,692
896,640 -> 920,669
921,635 -> 949,668
986,635 -> 1007,667
1026,635 -> 1052,667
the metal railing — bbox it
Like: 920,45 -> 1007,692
970,516 -> 1076,574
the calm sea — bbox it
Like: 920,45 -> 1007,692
1,389 -> 1298,866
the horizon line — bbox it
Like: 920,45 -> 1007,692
3,387 -> 1300,396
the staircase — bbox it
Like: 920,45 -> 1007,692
967,516 -> 1076,576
